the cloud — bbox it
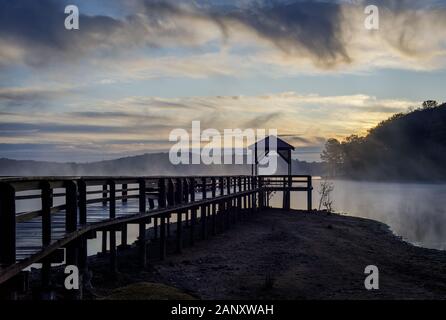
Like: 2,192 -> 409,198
0,0 -> 126,67
2,0 -> 446,75
0,86 -> 76,110
0,92 -> 418,161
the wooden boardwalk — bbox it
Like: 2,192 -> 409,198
0,175 -> 312,298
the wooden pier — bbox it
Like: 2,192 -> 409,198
0,175 -> 312,298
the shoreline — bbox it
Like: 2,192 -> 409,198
79,209 -> 446,300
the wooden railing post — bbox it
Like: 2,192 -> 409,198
282,177 -> 287,210
41,181 -> 53,247
138,179 -> 146,214
159,179 -> 174,260
138,178 -> 147,266
121,224 -> 128,248
176,211 -> 182,254
183,178 -> 189,203
226,177 -> 231,195
138,219 -> 147,268
183,179 -> 190,227
258,176 -> 264,209
307,176 -> 313,211
65,180 -> 78,233
71,179 -> 89,296
249,177 -> 254,213
108,180 -> 116,219
211,177 -> 217,235
121,183 -> 128,204
0,183 -> 16,267
108,180 -> 117,273
190,178 -> 196,246
102,184 -> 108,206
237,177 -> 242,219
176,178 -> 184,253
64,180 -> 79,299
253,176 -> 258,212
160,213 -> 166,260
167,179 -> 175,206
40,181 -> 53,292
78,180 -> 87,226
243,177 -> 247,210
201,177 -> 207,240
158,178 -> 166,208
218,177 -> 223,196
175,178 -> 183,205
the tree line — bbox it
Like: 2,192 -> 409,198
321,101 -> 446,181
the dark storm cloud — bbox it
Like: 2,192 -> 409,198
0,0 -> 351,68
218,1 -> 351,67
138,0 -> 351,67
0,0 -> 123,67
1,0 -> 446,70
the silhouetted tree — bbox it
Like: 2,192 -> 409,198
321,139 -> 343,177
321,101 -> 446,181
422,100 -> 438,109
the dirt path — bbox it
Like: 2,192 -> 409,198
91,209 -> 446,300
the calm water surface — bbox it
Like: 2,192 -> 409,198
272,179 -> 446,250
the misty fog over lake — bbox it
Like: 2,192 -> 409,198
271,179 -> 446,250
15,179 -> 446,256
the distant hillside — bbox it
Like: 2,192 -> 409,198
0,153 -> 324,177
321,101 -> 446,181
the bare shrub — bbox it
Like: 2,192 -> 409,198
318,178 -> 335,213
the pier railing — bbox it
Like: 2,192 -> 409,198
0,175 -> 312,297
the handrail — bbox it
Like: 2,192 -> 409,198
0,175 -> 312,290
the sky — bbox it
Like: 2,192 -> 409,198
1,0 -> 446,162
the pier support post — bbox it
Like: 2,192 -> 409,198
158,178 -> 167,208
65,180 -> 78,233
61,183 -> 79,297
160,215 -> 166,260
201,178 -> 207,240
153,218 -> 158,239
122,183 -> 128,204
0,184 -> 16,266
190,179 -> 197,246
138,179 -> 148,266
176,212 -> 183,254
237,177 -> 242,221
307,176 -> 313,211
101,231 -> 107,254
41,181 -> 53,297
109,230 -> 117,274
120,224 -> 128,248
211,178 -> 217,235
108,180 -> 117,273
78,180 -> 87,226
102,184 -> 108,206
243,177 -> 247,212
78,236 -> 89,297
139,221 -> 147,268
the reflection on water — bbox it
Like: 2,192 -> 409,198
271,179 -> 446,250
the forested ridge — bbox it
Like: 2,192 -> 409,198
321,101 -> 446,181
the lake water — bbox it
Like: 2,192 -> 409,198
271,179 -> 446,250
15,179 -> 446,261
